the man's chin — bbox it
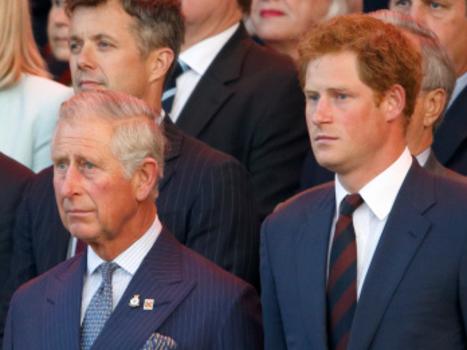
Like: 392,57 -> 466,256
77,82 -> 106,92
69,226 -> 99,243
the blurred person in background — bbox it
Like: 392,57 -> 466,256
372,9 -> 462,178
250,0 -> 363,62
44,0 -> 72,85
0,0 -> 72,172
0,154 -> 32,298
390,0 -> 467,175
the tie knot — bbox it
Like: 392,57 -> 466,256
339,193 -> 363,216
167,60 -> 189,85
99,262 -> 118,283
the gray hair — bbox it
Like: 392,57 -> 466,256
371,10 -> 456,121
59,90 -> 165,198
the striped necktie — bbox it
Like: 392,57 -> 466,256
162,60 -> 189,113
327,193 -> 363,350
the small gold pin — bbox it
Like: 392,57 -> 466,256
143,298 -> 155,311
129,294 -> 141,308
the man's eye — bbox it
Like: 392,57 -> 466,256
54,162 -> 67,171
306,94 -> 319,102
430,1 -> 443,9
98,41 -> 112,49
84,162 -> 95,170
336,93 -> 348,101
69,41 -> 80,53
392,0 -> 411,8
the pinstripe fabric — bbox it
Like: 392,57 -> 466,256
3,229 -> 263,350
159,120 -> 260,286
1,121 -> 260,341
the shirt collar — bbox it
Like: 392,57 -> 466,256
448,72 -> 467,109
87,215 -> 162,276
335,148 -> 413,220
415,147 -> 431,167
179,23 -> 239,76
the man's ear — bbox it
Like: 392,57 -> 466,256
132,158 -> 159,201
382,84 -> 406,122
422,88 -> 447,128
146,47 -> 175,84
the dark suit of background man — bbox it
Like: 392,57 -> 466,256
261,14 -> 467,350
3,90 -> 263,350
390,0 -> 467,175
0,154 -> 32,290
168,0 -> 308,219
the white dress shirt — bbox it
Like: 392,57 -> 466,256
80,216 -> 162,323
329,148 -> 413,298
168,23 -> 239,122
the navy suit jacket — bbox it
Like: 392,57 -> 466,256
0,154 -> 32,289
261,161 -> 467,349
3,229 -> 263,349
1,121 -> 260,341
433,86 -> 467,175
175,24 -> 308,219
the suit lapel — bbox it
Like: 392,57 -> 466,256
44,256 -> 86,350
296,187 -> 335,348
349,164 -> 435,350
175,25 -> 250,137
91,229 -> 196,350
433,86 -> 467,164
158,119 -> 182,192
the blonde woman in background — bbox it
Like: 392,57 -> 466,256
0,0 -> 72,172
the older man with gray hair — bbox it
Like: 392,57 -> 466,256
372,10 -> 462,177
3,90 -> 263,350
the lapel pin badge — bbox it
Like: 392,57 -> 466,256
129,294 -> 141,308
143,298 -> 155,311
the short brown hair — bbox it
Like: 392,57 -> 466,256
66,0 -> 185,59
298,14 -> 422,119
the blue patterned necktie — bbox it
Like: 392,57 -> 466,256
161,60 -> 189,113
81,262 -> 118,350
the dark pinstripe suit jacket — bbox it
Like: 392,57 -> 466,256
0,154 -> 32,290
1,121 -> 259,341
3,229 -> 263,350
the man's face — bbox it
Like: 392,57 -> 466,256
47,0 -> 70,61
390,0 -> 467,75
69,0 -> 152,98
251,0 -> 331,43
304,51 -> 393,177
52,116 -> 139,246
181,0 -> 240,36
